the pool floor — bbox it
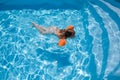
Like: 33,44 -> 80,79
0,0 -> 120,80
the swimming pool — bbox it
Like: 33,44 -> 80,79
0,0 -> 120,80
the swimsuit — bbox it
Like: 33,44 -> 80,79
44,27 -> 59,34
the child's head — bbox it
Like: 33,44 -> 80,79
64,29 -> 75,38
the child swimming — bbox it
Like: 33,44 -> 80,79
32,22 -> 75,46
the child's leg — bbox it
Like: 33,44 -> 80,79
32,22 -> 59,34
32,22 -> 47,34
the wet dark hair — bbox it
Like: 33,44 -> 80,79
64,30 -> 75,38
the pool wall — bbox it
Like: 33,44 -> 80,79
0,0 -> 120,10
0,0 -> 86,10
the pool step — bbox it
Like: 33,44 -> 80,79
89,1 -> 120,79
100,0 -> 120,18
84,3 -> 110,80
89,0 -> 120,30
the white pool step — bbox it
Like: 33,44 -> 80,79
100,0 -> 120,18
91,3 -> 120,79
85,8 -> 103,76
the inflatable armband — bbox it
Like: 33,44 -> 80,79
66,25 -> 74,30
58,39 -> 66,46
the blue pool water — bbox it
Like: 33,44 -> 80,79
0,0 -> 120,80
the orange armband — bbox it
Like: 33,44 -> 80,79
58,39 -> 66,46
66,25 -> 74,30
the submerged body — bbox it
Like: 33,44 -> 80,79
32,22 -> 75,46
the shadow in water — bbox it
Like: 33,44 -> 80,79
36,48 -> 72,67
